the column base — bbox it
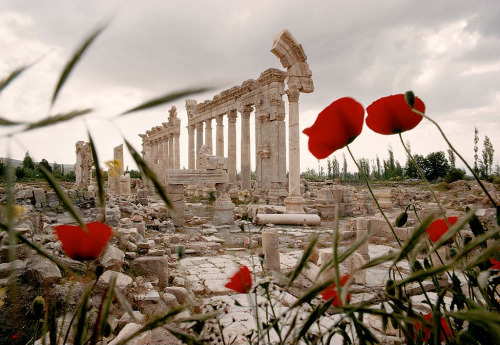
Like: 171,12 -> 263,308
284,196 -> 305,214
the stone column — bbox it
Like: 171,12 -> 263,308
255,111 -> 262,190
188,125 -> 195,169
162,136 -> 169,170
240,105 -> 252,191
262,228 -> 280,272
284,88 -> 305,213
205,118 -> 213,154
168,134 -> 174,170
216,115 -> 224,157
356,218 -> 370,261
174,133 -> 180,169
227,110 -> 237,185
196,122 -> 204,168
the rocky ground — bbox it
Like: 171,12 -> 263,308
0,179 -> 498,344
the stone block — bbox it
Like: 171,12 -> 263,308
130,256 -> 169,286
262,228 -> 280,272
33,188 -> 46,204
100,245 -> 125,271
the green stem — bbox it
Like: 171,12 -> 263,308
347,145 -> 434,307
412,109 -> 497,208
346,145 -> 402,247
398,133 -> 450,228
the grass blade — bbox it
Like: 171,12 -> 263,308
88,131 -> 105,209
125,139 -> 173,209
114,287 -> 137,323
119,88 -> 211,116
0,65 -> 29,94
24,109 -> 92,132
52,25 -> 106,106
39,165 -> 85,229
0,116 -> 23,126
394,213 -> 434,264
115,307 -> 185,345
287,235 -> 318,287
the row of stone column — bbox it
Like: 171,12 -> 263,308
188,107 -> 253,190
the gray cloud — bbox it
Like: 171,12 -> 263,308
0,0 -> 499,173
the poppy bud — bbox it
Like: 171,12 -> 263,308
423,258 -> 432,270
95,264 -> 105,279
31,296 -> 45,317
395,211 -> 408,227
177,245 -> 185,260
412,260 -> 424,273
404,91 -> 416,108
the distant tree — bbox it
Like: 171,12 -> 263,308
342,153 -> 348,181
63,170 -> 75,181
423,151 -> 449,181
327,158 -> 332,179
376,155 -> 381,180
481,135 -> 494,178
129,170 -> 142,179
405,154 -> 426,179
357,158 -> 370,180
23,152 -> 35,170
474,127 -> 479,174
445,168 -> 466,183
447,149 -> 456,170
332,156 -> 340,179
15,166 -> 25,179
52,161 -> 64,178
38,158 -> 52,173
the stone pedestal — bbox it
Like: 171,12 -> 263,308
137,188 -> 149,206
167,184 -> 185,227
284,196 -> 306,214
213,199 -> 235,225
262,228 -> 280,272
119,174 -> 131,196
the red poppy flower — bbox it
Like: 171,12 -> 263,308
303,97 -> 364,159
54,222 -> 113,260
366,94 -> 425,135
225,266 -> 252,293
490,258 -> 500,270
414,313 -> 453,342
320,274 -> 351,307
426,217 -> 459,243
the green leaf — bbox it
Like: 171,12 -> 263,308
24,108 -> 92,132
114,287 -> 137,323
125,139 -> 173,210
52,25 -> 107,106
73,289 -> 90,345
38,165 -> 85,229
165,327 -> 205,345
88,131 -> 105,209
0,65 -> 29,94
287,235 -> 318,287
115,307 -> 185,345
99,275 -> 117,335
394,213 -> 434,264
119,88 -> 211,116
0,116 -> 23,126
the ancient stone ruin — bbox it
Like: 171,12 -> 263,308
75,141 -> 92,188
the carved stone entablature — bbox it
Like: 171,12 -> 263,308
257,112 -> 270,122
257,145 -> 271,158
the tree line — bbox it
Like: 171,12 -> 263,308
303,131 -> 498,183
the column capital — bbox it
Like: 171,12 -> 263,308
195,122 -> 204,130
187,124 -> 195,133
205,118 -> 212,129
240,105 -> 253,115
286,88 -> 300,103
228,109 -> 238,123
216,114 -> 224,126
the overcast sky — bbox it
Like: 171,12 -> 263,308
0,0 -> 499,175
